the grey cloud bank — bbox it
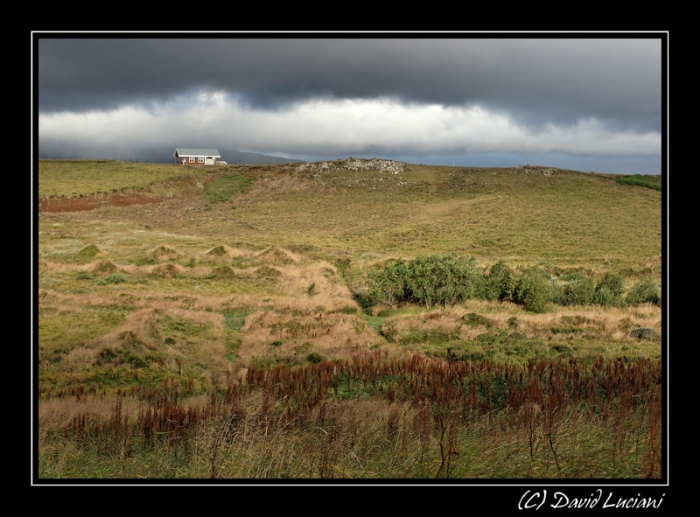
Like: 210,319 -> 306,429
36,35 -> 664,174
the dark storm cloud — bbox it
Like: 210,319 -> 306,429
38,38 -> 661,131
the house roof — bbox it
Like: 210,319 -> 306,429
174,148 -> 221,157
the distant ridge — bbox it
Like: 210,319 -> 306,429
216,149 -> 302,165
38,146 -> 302,165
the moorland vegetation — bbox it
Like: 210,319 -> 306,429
37,159 -> 663,479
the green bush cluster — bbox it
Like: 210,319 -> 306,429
365,255 -> 661,313
367,254 -> 483,309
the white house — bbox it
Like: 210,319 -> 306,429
173,148 -> 225,165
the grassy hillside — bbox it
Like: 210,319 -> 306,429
38,159 -> 215,197
39,160 -> 661,270
36,159 -> 663,479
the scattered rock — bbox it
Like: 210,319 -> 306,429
517,165 -> 558,176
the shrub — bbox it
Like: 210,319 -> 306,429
367,254 -> 483,309
594,273 -> 625,306
626,280 -> 661,306
513,267 -> 553,313
367,260 -> 408,308
405,255 -> 483,308
593,287 -> 619,307
596,272 -> 625,297
559,277 -> 595,306
306,353 -> 323,364
483,261 -> 513,301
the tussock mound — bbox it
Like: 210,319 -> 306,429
74,244 -> 101,263
630,327 -> 659,340
150,263 -> 184,278
256,265 -> 281,278
91,309 -> 161,356
206,246 -> 228,257
90,260 -> 120,276
253,247 -> 295,266
148,245 -> 179,259
212,266 -> 237,278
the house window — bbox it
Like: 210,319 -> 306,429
189,157 -> 195,163
198,157 -> 205,163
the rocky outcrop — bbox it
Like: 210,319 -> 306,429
515,165 -> 558,176
295,158 -> 405,174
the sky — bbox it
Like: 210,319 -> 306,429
35,35 -> 665,174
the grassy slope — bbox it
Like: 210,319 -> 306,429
230,164 -> 661,269
37,160 -> 663,478
39,161 -> 660,269
38,160 -> 661,377
38,159 -> 213,197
